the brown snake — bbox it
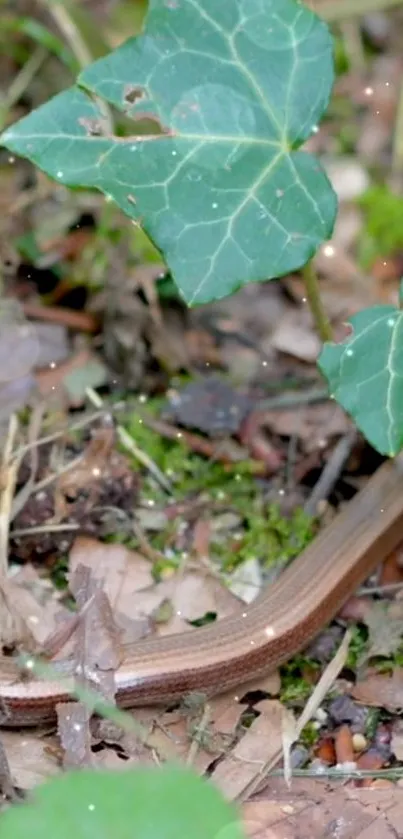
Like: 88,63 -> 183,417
2,456 -> 403,726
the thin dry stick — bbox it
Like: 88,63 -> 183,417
358,580 -> 403,596
0,416 -> 19,578
131,519 -> 165,564
257,386 -> 330,411
10,402 -> 45,522
392,74 -> 403,175
86,388 -> 172,494
38,0 -> 113,133
10,522 -> 80,538
28,453 -> 85,497
13,409 -> 106,461
0,47 -> 48,128
268,766 -> 403,780
303,429 -> 358,517
312,0 -> 403,20
238,628 -> 352,801
0,416 -> 22,645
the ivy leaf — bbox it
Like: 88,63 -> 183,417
0,766 -> 245,839
318,305 -> 403,456
1,0 -> 336,305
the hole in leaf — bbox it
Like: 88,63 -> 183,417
124,85 -> 147,105
78,117 -> 104,137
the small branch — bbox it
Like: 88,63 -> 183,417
313,0 -> 403,21
0,47 -> 48,130
392,75 -> 403,175
10,523 -> 80,538
38,0 -> 113,134
304,430 -> 357,517
257,386 -> 329,411
302,261 -> 333,343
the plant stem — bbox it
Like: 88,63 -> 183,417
392,76 -> 403,174
0,47 -> 48,130
38,0 -> 113,134
312,0 -> 403,21
302,261 -> 333,343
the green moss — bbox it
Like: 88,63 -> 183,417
124,402 -> 315,573
299,721 -> 320,748
126,405 -> 264,507
345,624 -> 368,669
50,555 -> 69,589
214,503 -> 314,574
280,656 -> 320,705
357,185 -> 403,268
333,34 -> 350,76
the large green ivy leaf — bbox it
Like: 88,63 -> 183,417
0,766 -> 245,839
1,0 -> 337,305
318,305 -> 403,456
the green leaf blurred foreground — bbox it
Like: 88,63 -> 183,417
1,0 -> 337,305
0,766 -> 246,839
319,305 -> 403,456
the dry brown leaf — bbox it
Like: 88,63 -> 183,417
69,536 -> 241,641
0,564 -> 66,650
260,401 -> 350,452
271,309 -> 321,363
57,702 -> 92,770
352,670 -> 403,712
69,536 -> 154,641
1,730 -> 61,790
359,600 -> 403,664
242,780 -> 403,839
210,699 -> 284,800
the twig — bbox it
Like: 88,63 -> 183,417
31,455 -> 84,494
303,430 -> 357,517
238,629 -> 352,800
0,416 -> 19,578
12,409 -> 106,461
0,416 -> 22,645
392,72 -> 403,175
38,0 -> 113,133
268,766 -> 403,779
312,0 -> 403,21
10,523 -> 79,538
0,47 -> 48,129
22,302 -> 98,333
358,580 -> 403,596
86,388 -> 172,494
131,519 -> 165,564
10,402 -> 45,522
257,386 -> 329,411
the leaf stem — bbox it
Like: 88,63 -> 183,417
312,0 -> 403,21
302,260 -> 333,343
392,75 -> 403,175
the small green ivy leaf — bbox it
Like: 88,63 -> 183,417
1,0 -> 337,305
0,766 -> 245,839
318,305 -> 403,456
